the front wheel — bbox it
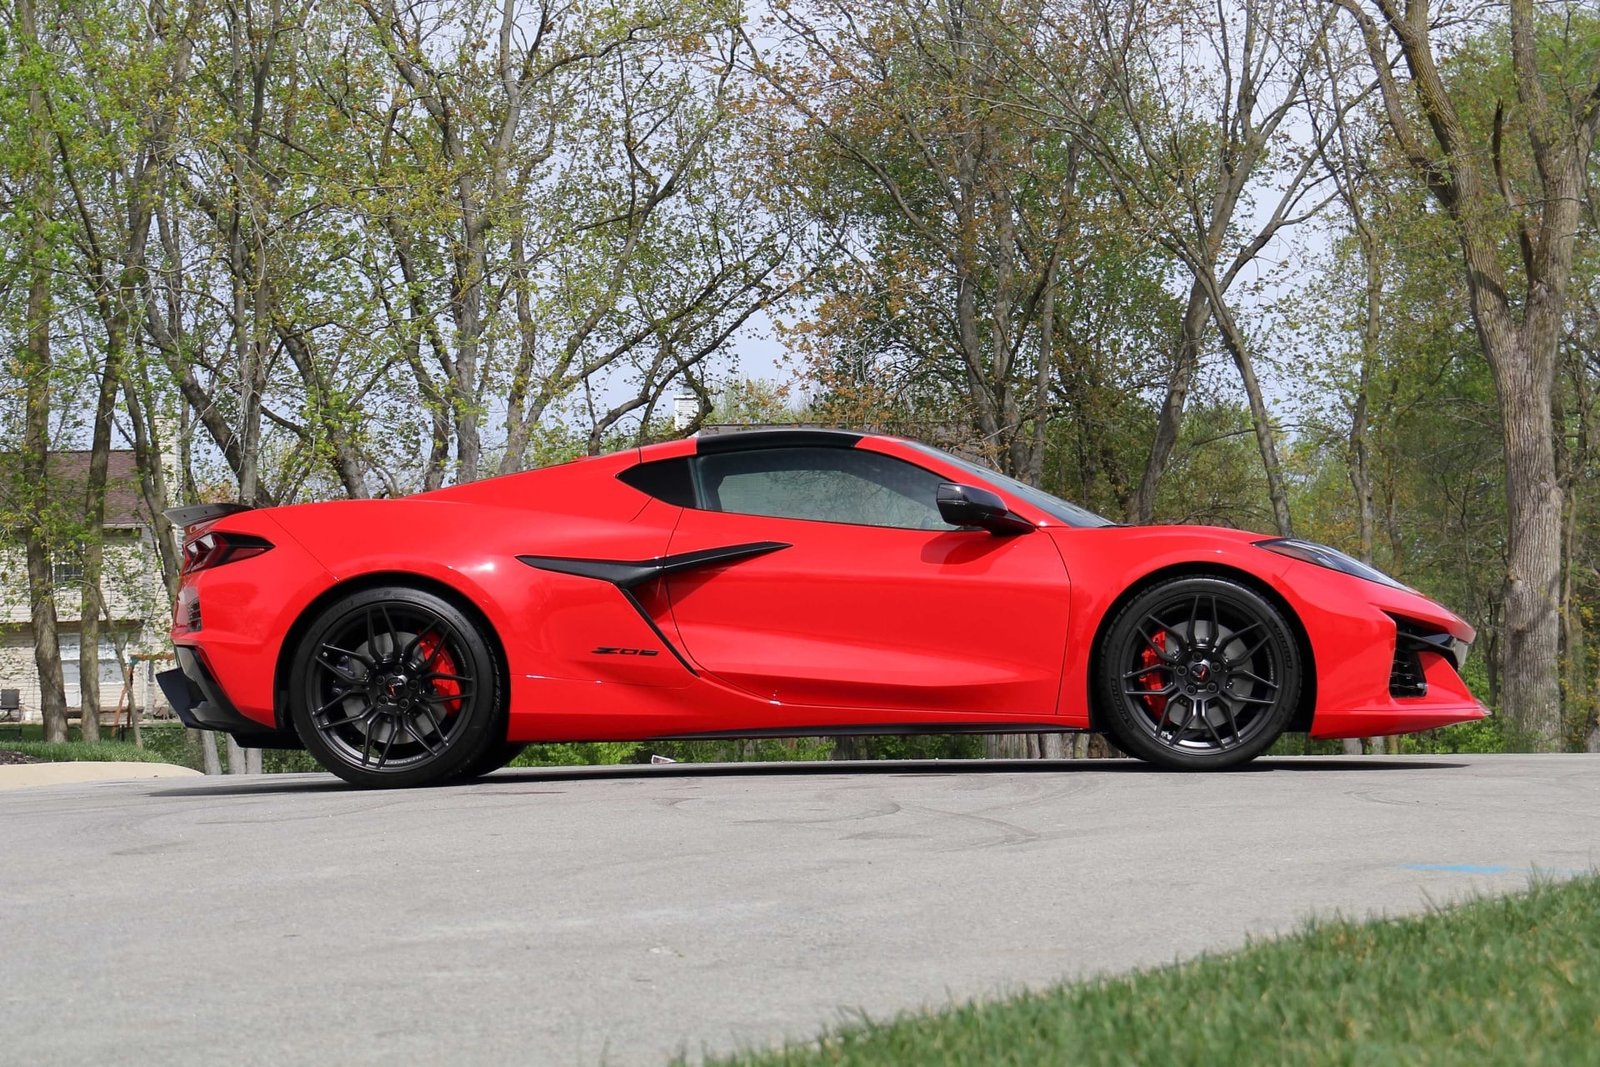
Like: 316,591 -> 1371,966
1097,576 -> 1301,770
288,586 -> 503,788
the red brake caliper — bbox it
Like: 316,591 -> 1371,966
414,631 -> 462,715
1136,630 -> 1169,718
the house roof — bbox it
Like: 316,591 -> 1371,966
0,450 -> 149,528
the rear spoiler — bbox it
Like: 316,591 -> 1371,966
163,502 -> 254,529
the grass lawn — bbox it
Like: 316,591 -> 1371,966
0,723 -> 202,766
701,874 -> 1600,1066
0,738 -> 170,763
0,723 -> 322,772
1,724 -> 178,763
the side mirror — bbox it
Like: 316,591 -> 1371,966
937,483 -> 1034,535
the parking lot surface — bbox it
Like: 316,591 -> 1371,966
3,754 -> 1596,1065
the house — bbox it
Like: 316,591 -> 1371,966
0,450 -> 174,721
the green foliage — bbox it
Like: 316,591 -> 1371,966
766,0 -> 1182,487
1393,716 -> 1509,756
134,723 -> 193,766
510,741 -> 646,768
697,874 -> 1600,1066
645,736 -> 836,763
1152,402 -> 1276,531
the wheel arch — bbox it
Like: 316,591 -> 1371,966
272,570 -> 512,732
1085,562 -> 1317,735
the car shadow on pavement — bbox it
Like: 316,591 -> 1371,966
149,755 -> 1469,796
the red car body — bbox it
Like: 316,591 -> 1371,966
161,429 -> 1485,773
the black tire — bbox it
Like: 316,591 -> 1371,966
288,586 -> 503,787
1097,575 -> 1301,770
454,741 -> 528,781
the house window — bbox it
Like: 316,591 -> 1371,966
53,557 -> 83,588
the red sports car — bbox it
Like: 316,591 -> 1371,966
158,428 -> 1486,786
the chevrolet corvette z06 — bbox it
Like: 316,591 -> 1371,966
159,428 -> 1485,786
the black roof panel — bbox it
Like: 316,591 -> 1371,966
694,428 -> 865,453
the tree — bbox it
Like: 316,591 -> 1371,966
347,0 -> 801,483
5,0 -> 70,742
47,0 -> 200,740
748,0 -> 1127,483
1567,173 -> 1600,751
1333,0 -> 1600,749
1024,0 -> 1351,532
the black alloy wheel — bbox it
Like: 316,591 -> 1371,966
289,586 -> 503,787
1098,576 -> 1301,769
454,741 -> 529,781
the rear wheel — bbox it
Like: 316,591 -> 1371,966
288,586 -> 502,788
1098,576 -> 1300,770
454,741 -> 528,781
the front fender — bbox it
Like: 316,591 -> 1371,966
1048,526 -> 1477,734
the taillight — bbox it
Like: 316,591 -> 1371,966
182,531 -> 273,574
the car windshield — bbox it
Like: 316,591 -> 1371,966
905,442 -> 1116,528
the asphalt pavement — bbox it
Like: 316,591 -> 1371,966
2,754 -> 1597,1066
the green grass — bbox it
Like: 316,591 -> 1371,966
699,875 -> 1600,1066
0,723 -> 322,773
0,738 -> 171,763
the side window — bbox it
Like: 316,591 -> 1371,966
618,457 -> 696,507
696,447 -> 954,530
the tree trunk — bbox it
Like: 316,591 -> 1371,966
1131,282 -> 1208,523
1022,236 -> 1060,488
449,233 -> 486,483
1556,379 -> 1588,753
1334,0 -> 1594,751
1491,342 -> 1564,750
197,730 -> 222,775
24,546 -> 68,742
983,734 -> 1032,759
226,735 -> 248,775
18,0 -> 68,744
123,376 -> 182,599
77,605 -> 102,742
1349,227 -> 1380,752
228,8 -> 267,507
1208,290 -> 1293,536
1350,253 -> 1379,564
77,320 -> 129,745
276,325 -> 370,497
830,735 -> 869,761
234,249 -> 266,505
1588,648 -> 1600,752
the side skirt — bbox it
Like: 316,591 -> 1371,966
649,722 -> 1090,742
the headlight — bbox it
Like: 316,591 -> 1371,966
1254,538 -> 1409,590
